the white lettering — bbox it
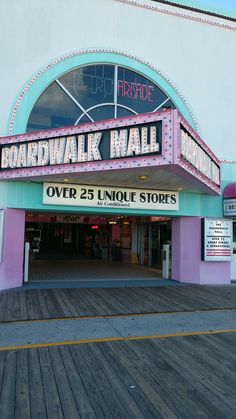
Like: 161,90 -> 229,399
110,130 -> 128,158
17,144 -> 27,167
49,138 -> 66,165
38,141 -> 49,166
87,133 -> 102,161
127,128 -> 141,156
64,136 -> 77,164
1,147 -> 9,168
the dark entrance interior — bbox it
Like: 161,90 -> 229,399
24,213 -> 172,282
25,221 -> 110,260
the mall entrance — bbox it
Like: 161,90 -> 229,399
24,212 -> 172,283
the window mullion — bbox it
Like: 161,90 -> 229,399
55,79 -> 93,122
114,66 -> 118,118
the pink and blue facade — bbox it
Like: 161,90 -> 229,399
0,1 -> 236,290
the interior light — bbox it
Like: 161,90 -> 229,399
91,225 -> 99,230
109,221 -> 117,224
139,175 -> 148,179
63,178 -> 69,182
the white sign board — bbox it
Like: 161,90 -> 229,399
223,199 -> 236,217
0,210 -> 4,262
203,218 -> 232,261
43,183 -> 179,211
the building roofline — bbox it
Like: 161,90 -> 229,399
151,0 -> 236,22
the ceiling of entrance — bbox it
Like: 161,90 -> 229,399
18,166 -> 208,194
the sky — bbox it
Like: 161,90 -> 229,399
165,0 -> 236,18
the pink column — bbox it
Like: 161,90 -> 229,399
0,209 -> 25,290
172,217 -> 231,284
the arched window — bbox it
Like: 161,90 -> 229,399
27,64 -> 175,132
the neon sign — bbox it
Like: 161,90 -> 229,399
117,80 -> 154,102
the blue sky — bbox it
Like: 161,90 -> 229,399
166,0 -> 236,18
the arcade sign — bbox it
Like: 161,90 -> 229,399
0,121 -> 162,170
43,183 -> 179,211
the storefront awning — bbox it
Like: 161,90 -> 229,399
223,183 -> 236,198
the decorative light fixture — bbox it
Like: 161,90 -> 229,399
139,175 -> 148,179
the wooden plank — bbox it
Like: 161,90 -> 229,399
6,291 -> 21,322
44,290 -> 65,318
65,289 -> 95,317
52,289 -> 77,317
69,344 -> 116,418
25,290 -> 37,320
0,351 -> 6,396
48,346 -> 80,418
166,334 -> 236,394
79,342 -> 132,418
123,338 -> 220,418
35,289 -> 51,319
96,341 -> 172,418
28,348 -> 47,419
194,333 -> 236,366
105,339 -> 197,419
89,288 -> 129,315
18,291 -> 28,321
15,349 -> 30,419
152,336 -> 236,417
135,287 -> 188,312
1,285 -> 236,323
0,350 -> 17,418
79,342 -> 145,419
58,345 -> 96,418
38,347 -> 64,418
0,292 -> 8,322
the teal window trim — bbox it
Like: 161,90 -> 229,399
9,50 -> 197,135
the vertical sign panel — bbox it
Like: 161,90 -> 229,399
203,218 -> 232,261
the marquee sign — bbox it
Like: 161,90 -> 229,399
180,127 -> 220,185
0,121 -> 161,170
0,110 -> 221,195
43,183 -> 179,211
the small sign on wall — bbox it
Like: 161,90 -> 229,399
202,218 -> 232,261
223,199 -> 236,217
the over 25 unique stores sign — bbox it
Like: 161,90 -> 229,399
43,183 -> 179,211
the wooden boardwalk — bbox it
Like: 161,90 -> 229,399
1,285 -> 236,417
0,332 -> 236,418
0,284 -> 236,323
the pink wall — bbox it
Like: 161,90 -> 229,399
0,209 -> 25,290
172,216 -> 231,284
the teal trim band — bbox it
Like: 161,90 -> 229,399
0,182 -> 223,218
9,50 -> 197,135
